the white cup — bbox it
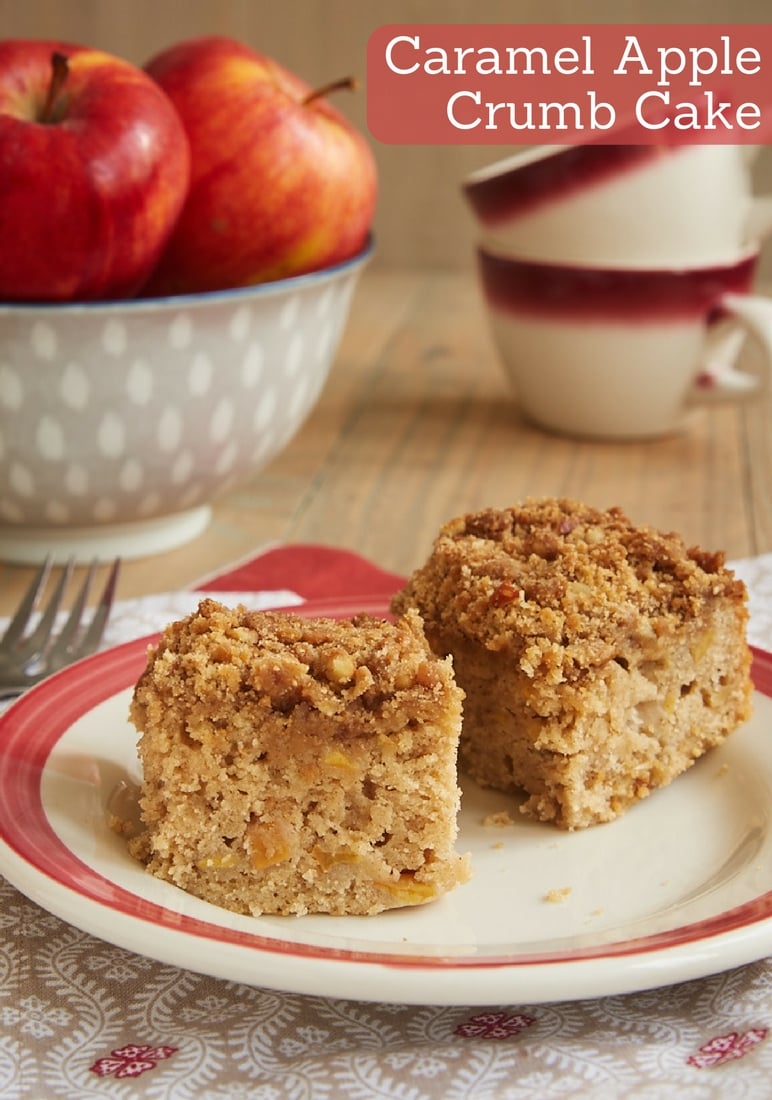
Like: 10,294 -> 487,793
464,144 -> 772,268
477,244 -> 772,440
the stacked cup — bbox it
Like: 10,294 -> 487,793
463,143 -> 772,440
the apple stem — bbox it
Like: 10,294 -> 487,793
40,52 -> 70,124
301,76 -> 359,107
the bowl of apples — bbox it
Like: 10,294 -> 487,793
0,35 -> 376,563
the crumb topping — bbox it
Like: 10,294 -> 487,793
133,599 -> 457,738
392,498 -> 748,683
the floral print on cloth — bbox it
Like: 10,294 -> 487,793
90,1044 -> 178,1079
687,1028 -> 768,1069
1,878 -> 770,1100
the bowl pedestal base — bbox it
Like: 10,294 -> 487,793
0,505 -> 212,565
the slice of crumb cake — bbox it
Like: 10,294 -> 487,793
128,599 -> 470,916
392,499 -> 754,830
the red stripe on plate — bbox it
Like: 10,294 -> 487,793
0,613 -> 769,970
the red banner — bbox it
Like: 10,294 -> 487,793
366,24 -> 772,144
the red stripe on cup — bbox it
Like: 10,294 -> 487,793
464,145 -> 659,225
477,248 -> 759,322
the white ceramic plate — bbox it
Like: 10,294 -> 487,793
1,594 -> 771,1006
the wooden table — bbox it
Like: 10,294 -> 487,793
1,264 -> 771,614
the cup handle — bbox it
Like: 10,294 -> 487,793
689,292 -> 772,405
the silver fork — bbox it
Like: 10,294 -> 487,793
0,556 -> 120,698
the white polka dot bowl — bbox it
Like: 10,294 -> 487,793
0,241 -> 372,564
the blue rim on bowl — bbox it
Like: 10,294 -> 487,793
0,236 -> 376,315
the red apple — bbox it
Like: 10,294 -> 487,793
142,35 -> 377,295
0,40 -> 190,302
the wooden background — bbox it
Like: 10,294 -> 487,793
2,0 -> 771,275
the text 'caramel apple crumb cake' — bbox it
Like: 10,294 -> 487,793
128,600 -> 471,916
392,498 -> 754,830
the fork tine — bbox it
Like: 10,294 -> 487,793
43,560 -> 98,661
73,557 -> 121,658
14,558 -> 75,660
0,556 -> 120,696
0,555 -> 52,649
